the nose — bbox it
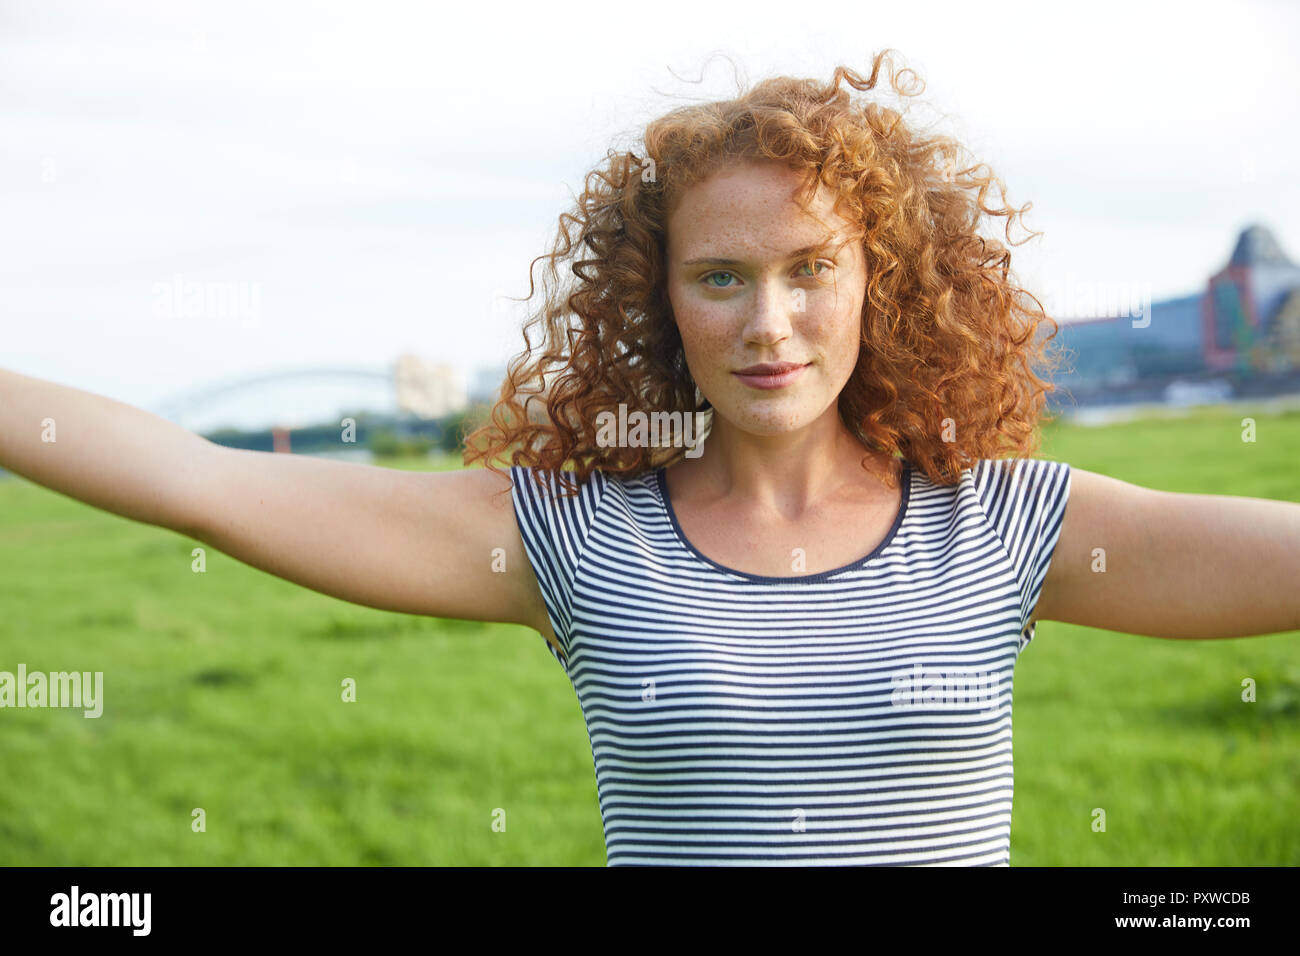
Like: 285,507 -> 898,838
742,278 -> 796,347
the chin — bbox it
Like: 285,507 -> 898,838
725,406 -> 820,435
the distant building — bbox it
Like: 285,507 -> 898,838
1047,224 -> 1300,407
393,354 -> 468,419
469,364 -> 508,405
1204,224 -> 1300,373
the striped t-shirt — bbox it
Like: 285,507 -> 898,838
509,456 -> 1072,866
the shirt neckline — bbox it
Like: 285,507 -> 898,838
652,460 -> 912,583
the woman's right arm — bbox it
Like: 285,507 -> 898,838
0,367 -> 555,641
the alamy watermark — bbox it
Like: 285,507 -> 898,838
152,273 -> 262,327
1039,273 -> 1153,329
595,404 -> 708,458
0,664 -> 103,717
50,886 -> 150,936
890,662 -> 1001,712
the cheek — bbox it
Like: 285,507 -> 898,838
673,304 -> 730,371
682,329 -> 733,384
836,306 -> 862,350
834,319 -> 862,376
809,302 -> 862,380
829,286 -> 864,343
805,298 -> 861,348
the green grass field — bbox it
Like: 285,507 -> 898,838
1,409 -> 1298,866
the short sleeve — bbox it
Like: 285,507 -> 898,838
970,458 -> 1073,641
508,465 -> 608,667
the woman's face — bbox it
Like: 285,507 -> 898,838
665,159 -> 867,441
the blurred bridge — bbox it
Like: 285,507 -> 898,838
149,357 -> 468,433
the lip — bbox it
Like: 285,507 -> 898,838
732,362 -> 810,390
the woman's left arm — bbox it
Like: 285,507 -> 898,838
1032,468 -> 1300,638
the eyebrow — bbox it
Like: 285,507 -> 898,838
682,242 -> 840,267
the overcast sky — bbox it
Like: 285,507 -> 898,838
3,0 -> 1296,429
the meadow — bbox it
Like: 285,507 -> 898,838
1,405 -> 1297,865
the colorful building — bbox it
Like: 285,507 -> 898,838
1046,224 -> 1300,407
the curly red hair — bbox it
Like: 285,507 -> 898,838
464,48 -> 1065,497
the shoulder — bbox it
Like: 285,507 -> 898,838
967,457 -> 1072,511
970,456 -> 1071,484
507,463 -> 611,502
962,456 -> 1074,568
506,464 -> 631,548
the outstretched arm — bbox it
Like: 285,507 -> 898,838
0,367 -> 555,643
1033,467 -> 1300,638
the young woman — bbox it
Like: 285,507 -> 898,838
3,51 -> 1297,866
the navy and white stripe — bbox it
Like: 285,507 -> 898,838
509,457 -> 1072,866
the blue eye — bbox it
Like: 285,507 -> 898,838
700,261 -> 831,288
